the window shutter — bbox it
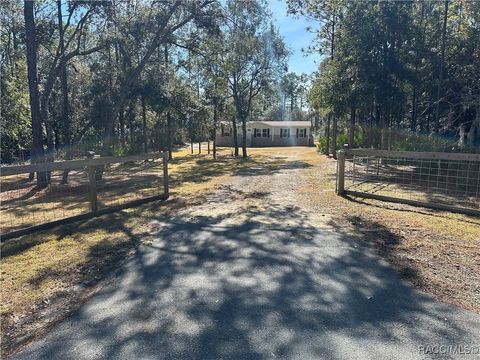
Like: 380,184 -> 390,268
267,128 -> 270,138
296,128 -> 299,138
221,125 -> 224,136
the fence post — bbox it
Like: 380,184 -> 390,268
162,152 -> 169,197
336,149 -> 346,195
87,165 -> 98,214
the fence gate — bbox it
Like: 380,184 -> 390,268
336,149 -> 480,216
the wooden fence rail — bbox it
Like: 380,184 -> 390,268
0,152 -> 169,241
336,149 -> 480,216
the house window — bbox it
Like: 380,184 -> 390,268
280,128 -> 290,138
254,128 -> 262,137
262,128 -> 270,137
297,128 -> 306,138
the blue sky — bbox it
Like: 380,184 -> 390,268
269,0 -> 319,75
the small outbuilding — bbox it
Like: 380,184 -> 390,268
216,121 -> 314,147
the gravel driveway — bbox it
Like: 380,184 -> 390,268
11,149 -> 480,360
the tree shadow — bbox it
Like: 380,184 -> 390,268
343,195 -> 480,226
345,159 -> 480,211
0,177 -> 35,194
10,199 -> 480,359
170,156 -> 313,187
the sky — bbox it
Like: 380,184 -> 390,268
268,0 -> 319,76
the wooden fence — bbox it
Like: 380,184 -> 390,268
0,152 -> 169,241
336,149 -> 480,216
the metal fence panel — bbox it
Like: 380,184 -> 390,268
336,149 -> 480,216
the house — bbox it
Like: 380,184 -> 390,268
216,121 -> 314,147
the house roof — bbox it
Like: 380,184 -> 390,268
247,121 -> 311,128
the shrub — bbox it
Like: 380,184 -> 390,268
317,135 -> 328,153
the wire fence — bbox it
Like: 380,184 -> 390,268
336,149 -> 480,215
0,152 -> 169,241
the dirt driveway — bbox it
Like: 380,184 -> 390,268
10,147 -> 480,359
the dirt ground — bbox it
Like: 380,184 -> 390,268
1,145 -> 479,357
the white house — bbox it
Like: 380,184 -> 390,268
216,121 -> 313,147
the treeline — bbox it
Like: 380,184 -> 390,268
290,0 -> 480,156
1,0 -> 315,186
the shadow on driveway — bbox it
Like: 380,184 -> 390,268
11,200 -> 480,360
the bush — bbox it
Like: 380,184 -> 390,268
390,130 -> 476,153
317,132 -> 353,153
335,133 -> 349,150
317,135 -> 328,153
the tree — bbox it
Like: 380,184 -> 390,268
288,0 -> 341,155
23,0 -> 47,187
305,0 -> 480,152
101,0 -> 217,158
1,1 -> 31,164
224,0 -> 288,158
434,0 -> 449,143
281,72 -> 300,112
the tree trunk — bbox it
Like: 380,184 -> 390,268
381,111 -> 390,150
44,107 -> 55,183
141,97 -> 148,153
434,0 -> 448,145
58,0 -> 72,183
212,100 -> 217,159
232,116 -> 239,157
348,105 -> 356,148
241,116 -> 248,158
198,142 -> 201,154
325,115 -> 331,155
24,0 -> 47,187
212,131 -> 216,159
411,87 -> 417,132
191,141 -> 193,154
207,140 -> 210,154
328,12 -> 336,157
331,117 -> 337,159
466,100 -> 480,151
119,106 -> 125,146
167,111 -> 173,160
128,100 -> 136,146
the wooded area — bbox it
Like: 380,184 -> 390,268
1,0 -> 315,186
2,0 -> 479,186
291,0 -> 480,156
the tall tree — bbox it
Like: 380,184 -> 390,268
224,0 -> 287,158
101,0 -> 217,157
23,0 -> 47,187
57,0 -> 71,183
434,0 -> 449,143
